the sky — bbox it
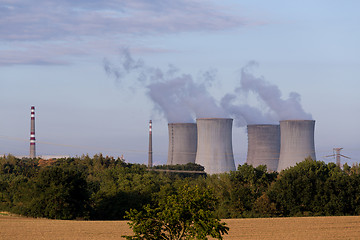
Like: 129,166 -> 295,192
1,0 -> 360,167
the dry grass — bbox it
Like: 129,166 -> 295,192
224,217 -> 360,239
0,214 -> 359,240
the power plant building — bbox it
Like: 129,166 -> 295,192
277,120 -> 316,171
246,124 -> 280,172
195,118 -> 236,174
167,123 -> 197,165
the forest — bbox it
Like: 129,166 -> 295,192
0,154 -> 359,220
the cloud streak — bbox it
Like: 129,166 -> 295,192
0,1 -> 247,41
0,0 -> 251,66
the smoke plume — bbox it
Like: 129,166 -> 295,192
103,49 -> 226,123
238,62 -> 312,120
221,93 -> 276,127
104,50 -> 312,126
103,49 -> 144,82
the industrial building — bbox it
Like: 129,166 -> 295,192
167,123 -> 197,165
195,118 -> 236,174
246,124 -> 280,172
24,106 -> 317,174
277,120 -> 316,171
166,119 -> 316,174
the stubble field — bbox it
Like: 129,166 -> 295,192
0,214 -> 359,239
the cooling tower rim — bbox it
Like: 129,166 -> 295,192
196,118 -> 233,120
168,122 -> 196,125
280,119 -> 315,123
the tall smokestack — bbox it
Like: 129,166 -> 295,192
148,120 -> 152,168
195,118 -> 236,174
167,123 -> 197,165
30,106 -> 36,158
246,124 -> 280,172
277,120 -> 316,171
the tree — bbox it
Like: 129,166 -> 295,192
267,158 -> 360,216
124,184 -> 229,240
268,158 -> 329,216
28,166 -> 90,219
227,164 -> 277,217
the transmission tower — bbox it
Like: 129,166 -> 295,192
325,148 -> 351,167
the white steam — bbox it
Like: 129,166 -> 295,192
239,62 -> 312,121
103,49 -> 226,123
220,93 -> 276,127
104,50 -> 312,126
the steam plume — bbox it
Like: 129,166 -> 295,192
103,49 -> 144,82
104,49 -> 226,123
239,62 -> 312,120
221,93 -> 276,127
104,50 -> 311,126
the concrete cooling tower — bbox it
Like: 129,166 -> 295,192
195,118 -> 236,174
277,120 -> 316,172
167,123 -> 197,165
246,124 -> 280,172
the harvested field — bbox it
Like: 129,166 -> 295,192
224,217 -> 360,239
0,214 -> 359,239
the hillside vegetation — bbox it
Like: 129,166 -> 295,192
0,155 -> 359,220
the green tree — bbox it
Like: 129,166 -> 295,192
268,158 -> 328,216
124,184 -> 229,240
28,166 -> 90,219
227,164 -> 277,217
267,158 -> 360,216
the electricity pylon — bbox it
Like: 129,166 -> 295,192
325,148 -> 351,167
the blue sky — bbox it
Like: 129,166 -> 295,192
1,0 -> 359,166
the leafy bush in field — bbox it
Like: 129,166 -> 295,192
124,184 -> 228,240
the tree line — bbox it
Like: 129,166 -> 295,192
0,154 -> 359,220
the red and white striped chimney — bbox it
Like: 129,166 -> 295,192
148,120 -> 152,168
30,106 -> 36,158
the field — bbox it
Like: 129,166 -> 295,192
1,214 -> 360,239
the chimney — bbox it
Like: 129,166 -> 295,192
148,120 -> 152,168
30,106 -> 36,158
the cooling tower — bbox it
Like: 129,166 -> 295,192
246,124 -> 280,172
277,120 -> 316,171
195,118 -> 236,174
30,106 -> 36,159
167,123 -> 197,165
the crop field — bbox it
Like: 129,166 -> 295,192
0,214 -> 359,239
